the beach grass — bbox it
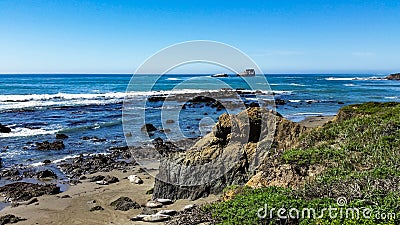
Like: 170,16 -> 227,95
204,102 -> 400,224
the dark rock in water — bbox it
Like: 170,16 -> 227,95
246,102 -> 260,108
0,158 -> 2,168
81,136 -> 106,142
35,140 -> 65,150
42,159 -> 52,164
166,119 -> 175,124
141,124 -> 157,132
275,99 -> 285,105
148,95 -> 167,102
89,205 -> 104,212
386,73 -> 400,80
0,124 -> 11,133
0,182 -> 60,201
36,169 -> 57,179
55,133 -> 69,139
0,214 -> 26,224
110,197 -> 141,211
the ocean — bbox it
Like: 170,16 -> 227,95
0,74 -> 399,168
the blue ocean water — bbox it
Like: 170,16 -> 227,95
0,74 -> 399,168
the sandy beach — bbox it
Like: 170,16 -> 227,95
0,168 -> 218,225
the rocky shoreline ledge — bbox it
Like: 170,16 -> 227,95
2,102 -> 397,224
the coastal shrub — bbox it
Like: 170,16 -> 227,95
205,186 -> 399,225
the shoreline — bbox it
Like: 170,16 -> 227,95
0,114 -> 334,224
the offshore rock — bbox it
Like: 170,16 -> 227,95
386,73 -> 400,80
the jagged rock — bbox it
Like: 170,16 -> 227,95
35,140 -> 65,150
0,182 -> 60,201
36,169 -> 57,179
0,214 -> 26,224
153,107 -> 309,200
0,124 -> 11,133
110,197 -> 140,211
386,73 -> 400,80
55,133 -> 68,139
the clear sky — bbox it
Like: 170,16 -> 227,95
0,0 -> 399,74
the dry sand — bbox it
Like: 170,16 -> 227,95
0,168 -> 218,225
298,115 -> 335,128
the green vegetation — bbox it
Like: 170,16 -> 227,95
205,102 -> 400,224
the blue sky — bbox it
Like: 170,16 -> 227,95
0,0 -> 399,74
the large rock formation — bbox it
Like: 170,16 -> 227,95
153,107 -> 309,200
386,73 -> 400,80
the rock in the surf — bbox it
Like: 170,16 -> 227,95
35,140 -> 65,150
55,133 -> 69,139
386,73 -> 400,80
0,123 -> 11,133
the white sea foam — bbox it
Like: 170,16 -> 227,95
0,127 -> 61,138
325,77 -> 385,81
0,89 -> 283,111
166,77 -> 182,81
289,83 -> 306,86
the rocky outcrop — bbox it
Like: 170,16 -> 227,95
0,124 -> 11,133
386,73 -> 400,80
35,140 -> 65,150
0,182 -> 60,201
0,214 -> 26,224
153,107 -> 309,200
110,197 -> 140,211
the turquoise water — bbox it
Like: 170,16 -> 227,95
0,74 -> 399,167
